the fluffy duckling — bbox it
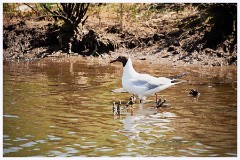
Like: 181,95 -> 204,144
112,102 -> 116,115
156,98 -> 167,108
131,94 -> 136,103
189,89 -> 200,97
126,96 -> 134,108
116,101 -> 121,115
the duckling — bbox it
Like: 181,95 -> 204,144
126,96 -> 134,108
112,102 -> 116,115
189,89 -> 200,97
156,98 -> 167,108
116,101 -> 121,115
131,94 -> 136,103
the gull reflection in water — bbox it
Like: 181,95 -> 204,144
118,102 -> 176,141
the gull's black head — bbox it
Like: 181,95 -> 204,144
110,56 -> 128,67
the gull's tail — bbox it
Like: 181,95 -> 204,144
169,72 -> 188,84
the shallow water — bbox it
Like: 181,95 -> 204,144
3,57 -> 237,157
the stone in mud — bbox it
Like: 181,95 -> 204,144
227,55 -> 237,65
167,46 -> 175,52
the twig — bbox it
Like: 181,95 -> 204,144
23,3 -> 39,15
41,3 -> 55,16
41,3 -> 74,24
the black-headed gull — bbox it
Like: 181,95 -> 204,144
110,56 -> 187,103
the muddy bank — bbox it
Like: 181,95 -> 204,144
3,15 -> 237,66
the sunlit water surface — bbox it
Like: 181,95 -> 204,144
3,57 -> 237,157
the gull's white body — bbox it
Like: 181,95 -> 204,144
122,57 -> 177,100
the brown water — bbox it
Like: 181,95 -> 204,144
3,57 -> 237,157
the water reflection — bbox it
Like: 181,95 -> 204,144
3,57 -> 237,157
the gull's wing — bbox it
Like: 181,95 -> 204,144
131,80 -> 160,90
130,74 -> 172,91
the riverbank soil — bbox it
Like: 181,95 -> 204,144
3,4 -> 237,66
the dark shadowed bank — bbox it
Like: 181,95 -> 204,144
3,3 -> 237,66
